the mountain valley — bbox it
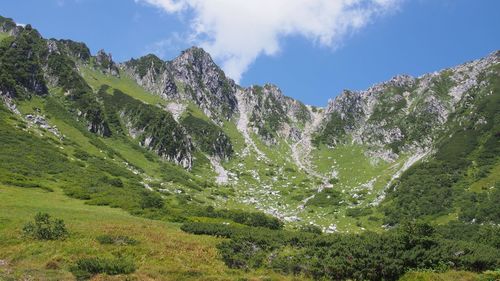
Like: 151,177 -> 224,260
0,15 -> 499,280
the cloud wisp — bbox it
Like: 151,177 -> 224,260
137,0 -> 401,82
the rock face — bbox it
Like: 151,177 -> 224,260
316,52 -> 499,160
101,89 -> 194,169
123,47 -> 238,122
124,51 -> 311,145
0,23 -> 48,100
238,84 -> 311,145
169,47 -> 238,120
95,49 -> 120,77
0,16 -> 23,36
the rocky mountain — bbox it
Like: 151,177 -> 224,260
317,53 -> 497,159
123,47 -> 238,122
0,14 -> 499,232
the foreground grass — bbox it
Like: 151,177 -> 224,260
0,185 -> 300,280
399,270 -> 499,281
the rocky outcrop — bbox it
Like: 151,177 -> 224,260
169,47 -> 238,120
122,54 -> 171,98
0,24 -> 48,99
123,47 -> 238,122
95,49 -> 120,77
0,16 -> 23,36
239,84 -> 311,145
58,39 -> 91,61
25,114 -> 62,138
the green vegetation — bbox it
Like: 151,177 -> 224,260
96,234 -> 139,245
0,15 -> 498,280
0,24 -> 48,99
249,85 -> 290,139
382,66 -> 500,225
22,212 -> 68,240
459,183 -> 500,224
100,87 -> 192,162
346,207 -> 374,218
181,113 -> 233,158
81,64 -> 166,105
125,53 -> 166,78
56,39 -> 91,61
47,48 -> 111,136
182,221 -> 499,280
200,207 -> 283,229
306,188 -> 344,207
0,32 -> 10,42
313,111 -> 349,146
0,16 -> 17,32
0,185 -> 294,280
399,270 -> 500,281
70,256 -> 136,280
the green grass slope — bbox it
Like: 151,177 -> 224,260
0,185 -> 297,280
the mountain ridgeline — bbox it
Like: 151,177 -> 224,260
1,15 -> 500,280
1,15 -> 499,226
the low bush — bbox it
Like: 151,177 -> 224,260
346,207 -> 373,218
96,234 -> 138,245
70,256 -> 135,280
199,207 -> 283,229
22,212 -> 68,240
184,221 -> 500,281
305,188 -> 343,207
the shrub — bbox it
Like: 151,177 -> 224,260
71,256 -> 136,280
305,188 -> 343,207
185,220 -> 500,281
346,207 -> 373,218
199,207 -> 283,229
23,212 -> 68,240
96,234 -> 138,245
181,222 -> 236,238
140,192 -> 164,209
181,114 -> 233,158
299,224 -> 322,234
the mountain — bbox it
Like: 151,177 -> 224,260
0,15 -> 499,280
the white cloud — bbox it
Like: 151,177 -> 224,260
137,0 -> 401,82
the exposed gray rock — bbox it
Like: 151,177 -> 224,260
122,48 -> 238,122
25,114 -> 62,138
0,93 -> 20,114
317,52 -> 498,162
95,49 -> 120,77
239,84 -> 311,144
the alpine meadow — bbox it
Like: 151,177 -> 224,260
0,6 -> 499,281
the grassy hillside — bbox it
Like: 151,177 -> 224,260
0,185 -> 297,280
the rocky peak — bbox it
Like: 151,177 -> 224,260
123,47 -> 238,122
95,49 -> 120,77
492,50 -> 500,58
57,39 -> 91,61
239,83 -> 312,144
0,16 -> 23,36
168,47 -> 238,121
124,54 -> 166,79
172,47 -> 216,71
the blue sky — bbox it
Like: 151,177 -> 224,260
1,0 -> 499,106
